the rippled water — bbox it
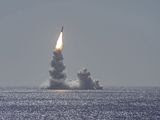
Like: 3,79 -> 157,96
0,87 -> 160,120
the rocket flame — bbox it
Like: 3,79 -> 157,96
55,32 -> 63,51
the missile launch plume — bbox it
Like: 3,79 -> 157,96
41,26 -> 103,90
47,26 -> 69,89
55,29 -> 63,51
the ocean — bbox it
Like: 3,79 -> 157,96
0,87 -> 159,120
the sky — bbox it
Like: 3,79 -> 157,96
0,0 -> 160,87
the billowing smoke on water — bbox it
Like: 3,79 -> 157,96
77,68 -> 103,90
41,27 -> 103,90
48,50 -> 69,89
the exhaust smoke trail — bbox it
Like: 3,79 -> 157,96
47,27 -> 69,89
41,27 -> 103,90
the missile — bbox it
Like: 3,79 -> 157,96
61,26 -> 63,32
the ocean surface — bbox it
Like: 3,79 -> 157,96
0,87 -> 160,120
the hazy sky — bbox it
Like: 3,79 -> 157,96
0,0 -> 160,87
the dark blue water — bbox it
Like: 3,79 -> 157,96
0,87 -> 160,120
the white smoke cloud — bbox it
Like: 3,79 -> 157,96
41,49 -> 103,90
77,68 -> 103,90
